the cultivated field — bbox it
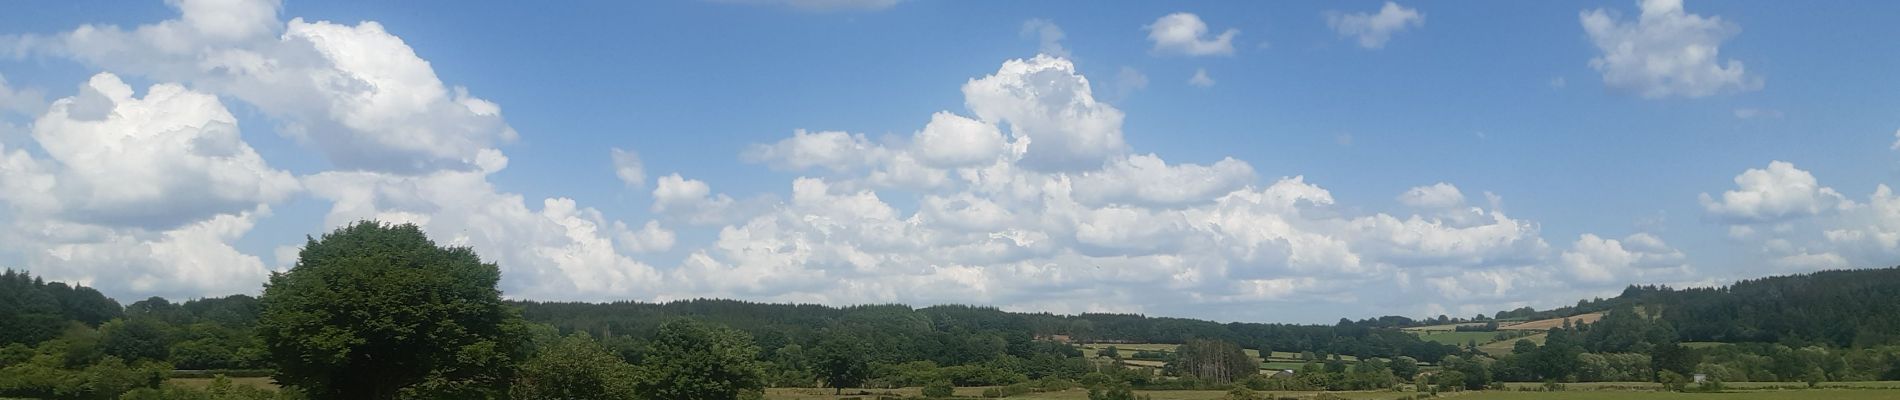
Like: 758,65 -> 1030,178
1400,323 -> 1486,332
1497,312 -> 1604,331
1477,332 -> 1545,357
1079,343 -> 1361,372
1411,331 -> 1503,346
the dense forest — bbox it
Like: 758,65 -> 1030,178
6,228 -> 1900,400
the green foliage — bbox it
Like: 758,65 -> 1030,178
1659,370 -> 1688,391
633,319 -> 764,400
514,300 -> 1461,364
0,270 -> 122,347
510,333 -> 638,400
1085,381 -> 1146,400
1431,370 -> 1465,392
102,318 -> 172,363
1098,346 -> 1119,359
1165,339 -> 1256,385
0,345 -> 166,400
1223,386 -> 1261,400
920,381 -> 953,398
1390,356 -> 1420,382
257,221 -> 527,400
120,375 -> 303,400
814,331 -> 871,393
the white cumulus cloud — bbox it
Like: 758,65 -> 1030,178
1145,12 -> 1238,57
1581,0 -> 1761,98
1327,1 -> 1425,49
1700,161 -> 1848,224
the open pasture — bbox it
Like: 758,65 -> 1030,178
1498,312 -> 1604,331
1410,331 -> 1502,346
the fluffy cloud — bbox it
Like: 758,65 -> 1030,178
3,73 -> 297,230
303,163 -> 665,300
1145,13 -> 1238,57
1700,161 -> 1848,223
611,147 -> 646,188
1700,162 -> 1900,274
743,129 -> 887,172
964,55 -> 1127,170
1327,1 -> 1425,49
1073,154 -> 1254,207
1398,182 -> 1465,210
1561,233 -> 1689,283
0,72 -> 293,300
1,211 -> 276,301
0,0 -> 1716,320
615,220 -> 676,254
6,0 -> 518,172
1581,0 -> 1761,98
1188,68 -> 1215,88
912,112 -> 1007,168
652,173 -> 748,225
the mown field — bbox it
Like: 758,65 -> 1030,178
1410,331 -> 1503,346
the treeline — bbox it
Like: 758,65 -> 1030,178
2,269 -> 276,399
1,269 -> 122,345
515,300 -> 1461,365
1435,306 -> 1900,388
1624,267 -> 1900,347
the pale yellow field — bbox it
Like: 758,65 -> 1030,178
1498,312 -> 1604,331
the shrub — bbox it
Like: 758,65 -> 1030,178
1659,371 -> 1688,392
1223,386 -> 1261,400
921,381 -> 954,398
1032,377 -> 1075,392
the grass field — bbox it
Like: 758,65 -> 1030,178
1079,344 -> 1360,363
1411,331 -> 1502,346
1401,323 -> 1485,332
1478,332 -> 1545,357
1498,312 -> 1604,331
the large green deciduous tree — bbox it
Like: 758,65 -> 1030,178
814,330 -> 870,395
633,319 -> 764,400
258,222 -> 526,400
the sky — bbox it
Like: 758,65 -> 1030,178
1,0 -> 1898,323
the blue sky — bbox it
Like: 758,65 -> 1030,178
1,0 -> 1898,323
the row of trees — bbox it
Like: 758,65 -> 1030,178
515,302 -> 1463,364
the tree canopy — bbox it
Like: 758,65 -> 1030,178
257,221 -> 527,400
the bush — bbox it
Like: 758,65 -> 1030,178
1659,371 -> 1688,392
921,381 -> 954,398
1223,386 -> 1261,400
